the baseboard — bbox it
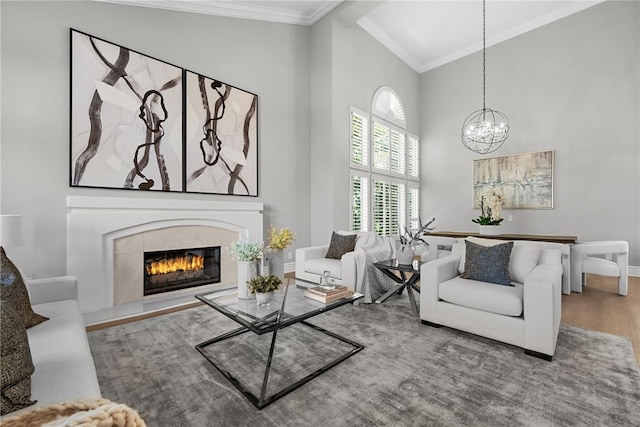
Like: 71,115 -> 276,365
264,261 -> 296,276
629,266 -> 640,277
285,261 -> 295,273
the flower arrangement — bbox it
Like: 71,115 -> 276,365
226,237 -> 264,261
472,189 -> 504,226
247,275 -> 282,294
399,217 -> 436,245
267,225 -> 296,250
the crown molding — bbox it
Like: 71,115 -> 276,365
96,0 -> 342,26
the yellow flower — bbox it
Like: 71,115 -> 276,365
268,225 -> 296,250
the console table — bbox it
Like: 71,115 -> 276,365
428,231 -> 577,245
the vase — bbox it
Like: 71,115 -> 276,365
266,249 -> 284,282
396,244 -> 415,265
479,225 -> 501,236
255,291 -> 274,305
237,260 -> 259,299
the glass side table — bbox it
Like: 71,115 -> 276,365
372,258 -> 421,315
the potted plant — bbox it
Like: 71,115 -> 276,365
247,274 -> 282,305
397,217 -> 436,264
265,225 -> 296,281
226,237 -> 264,299
472,189 -> 504,235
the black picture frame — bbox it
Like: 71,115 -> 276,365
70,28 -> 184,192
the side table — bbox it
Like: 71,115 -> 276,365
373,259 -> 421,315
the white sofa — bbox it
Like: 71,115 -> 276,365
420,238 -> 564,360
1,276 -> 101,419
295,244 -> 357,290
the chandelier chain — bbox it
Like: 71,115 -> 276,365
482,0 -> 486,112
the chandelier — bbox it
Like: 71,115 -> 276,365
461,0 -> 510,154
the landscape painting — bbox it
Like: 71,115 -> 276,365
473,151 -> 554,209
70,29 -> 183,192
185,70 -> 258,196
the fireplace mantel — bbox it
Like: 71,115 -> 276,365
67,196 -> 264,313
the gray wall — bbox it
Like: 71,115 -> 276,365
309,5 -> 420,244
2,0 -> 639,278
0,1 -> 310,277
420,0 -> 640,266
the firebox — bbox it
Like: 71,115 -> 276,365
143,246 -> 221,296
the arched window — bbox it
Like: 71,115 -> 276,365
350,87 -> 420,236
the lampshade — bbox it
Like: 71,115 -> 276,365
0,215 -> 24,248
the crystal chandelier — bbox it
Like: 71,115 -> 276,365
461,0 -> 510,154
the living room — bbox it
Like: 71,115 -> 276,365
1,0 -> 639,425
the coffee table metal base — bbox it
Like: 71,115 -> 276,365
195,320 -> 364,410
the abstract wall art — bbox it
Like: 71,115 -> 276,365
70,29 -> 183,191
185,71 -> 258,196
473,150 -> 554,209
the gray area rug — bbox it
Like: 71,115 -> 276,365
88,294 -> 640,426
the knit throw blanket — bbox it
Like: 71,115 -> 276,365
1,398 -> 146,427
353,232 -> 396,303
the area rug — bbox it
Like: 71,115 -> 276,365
87,295 -> 640,426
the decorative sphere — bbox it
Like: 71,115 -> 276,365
461,108 -> 510,154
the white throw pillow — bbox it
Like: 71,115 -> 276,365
466,236 -> 506,247
451,242 -> 466,274
509,244 -> 540,283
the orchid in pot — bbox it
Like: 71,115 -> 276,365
472,189 -> 504,235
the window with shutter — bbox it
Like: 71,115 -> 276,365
350,108 -> 368,168
350,172 -> 369,232
349,87 -> 419,237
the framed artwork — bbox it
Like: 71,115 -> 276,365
473,150 -> 554,209
70,29 -> 184,192
185,70 -> 258,196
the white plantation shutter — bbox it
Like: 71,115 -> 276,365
373,179 -> 389,236
373,178 -> 405,237
408,185 -> 419,230
407,134 -> 419,179
351,173 -> 369,232
390,128 -> 405,174
350,108 -> 368,168
372,121 -> 390,171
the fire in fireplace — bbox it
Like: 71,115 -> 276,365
143,246 -> 221,296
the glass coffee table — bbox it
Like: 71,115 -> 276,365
195,282 -> 363,409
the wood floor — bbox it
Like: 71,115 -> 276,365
562,275 -> 640,366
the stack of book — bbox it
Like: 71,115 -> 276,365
304,285 -> 354,303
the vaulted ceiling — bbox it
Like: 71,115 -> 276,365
99,0 -> 604,73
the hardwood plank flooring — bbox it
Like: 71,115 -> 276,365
561,275 -> 639,366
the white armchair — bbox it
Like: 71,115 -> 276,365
420,238 -> 564,360
570,241 -> 629,296
295,245 -> 357,290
